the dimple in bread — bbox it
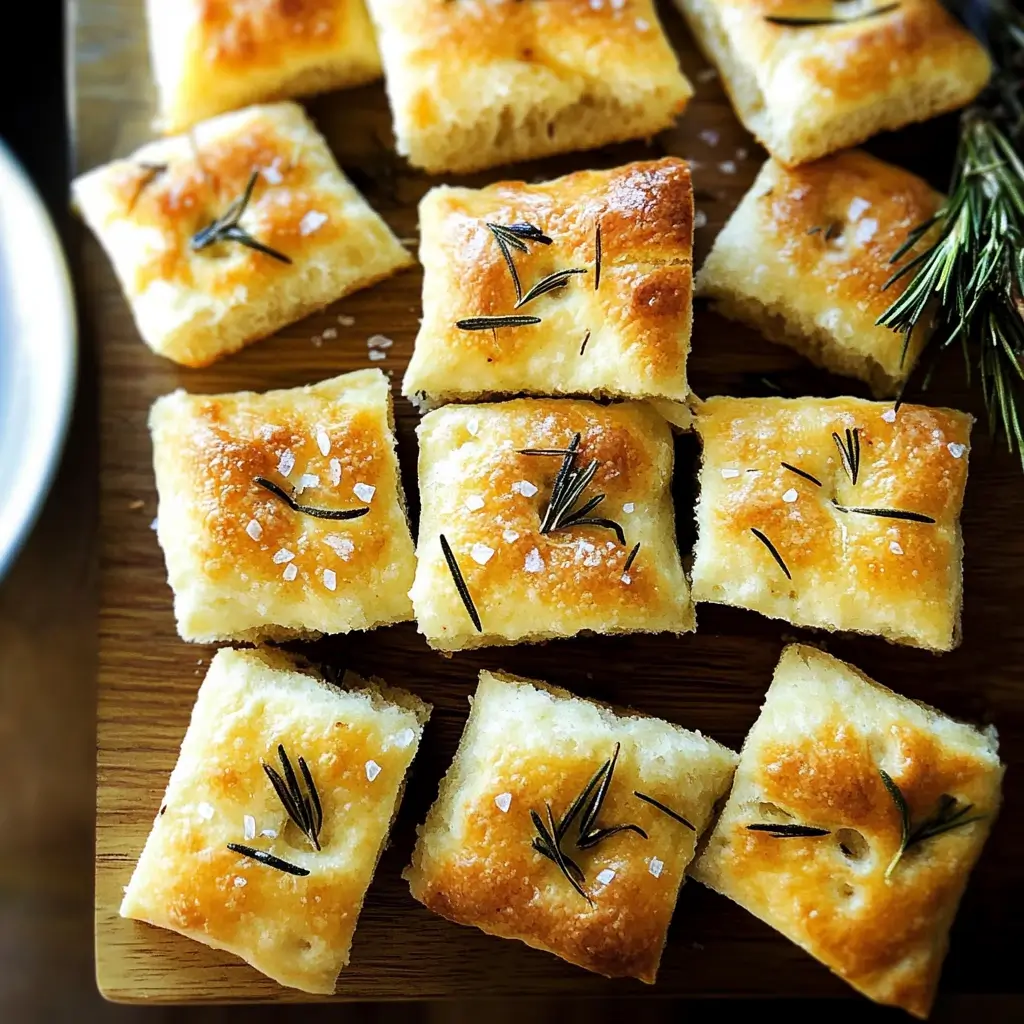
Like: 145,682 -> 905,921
690,644 -> 1003,1018
691,396 -> 972,652
120,647 -> 432,995
404,159 -> 694,411
696,151 -> 943,397
149,369 -> 416,643
146,0 -> 382,133
672,0 -> 991,166
365,0 -> 692,174
406,669 -> 738,982
411,398 -> 695,652
72,102 -> 412,367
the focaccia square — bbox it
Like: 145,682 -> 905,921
365,0 -> 692,174
147,0 -> 382,133
411,398 -> 695,652
691,396 -> 971,651
150,369 -> 416,642
121,648 -> 431,995
404,159 -> 694,410
406,669 -> 737,981
697,151 -> 943,396
673,0 -> 991,166
691,644 -> 1003,1018
72,102 -> 412,367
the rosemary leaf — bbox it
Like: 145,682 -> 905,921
255,476 -> 369,521
515,268 -> 587,309
750,528 -> 792,580
746,823 -> 831,838
831,428 -> 861,486
594,221 -> 602,291
781,462 -> 823,487
634,791 -> 695,830
765,3 -> 899,27
623,542 -> 640,574
579,329 -> 592,356
261,743 -> 324,851
226,843 -> 309,876
832,503 -> 936,523
455,315 -> 542,331
439,533 -> 482,632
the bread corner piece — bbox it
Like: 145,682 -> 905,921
366,0 -> 691,174
146,0 -> 382,133
120,647 -> 431,995
406,669 -> 737,982
673,0 -> 990,166
72,102 -> 412,367
149,368 -> 416,642
690,644 -> 1003,1018
692,395 -> 971,652
696,151 -> 943,397
411,398 -> 695,652
404,158 -> 693,408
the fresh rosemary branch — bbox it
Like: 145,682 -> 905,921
878,4 -> 1024,466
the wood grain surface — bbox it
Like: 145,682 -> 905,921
80,0 -> 1023,1006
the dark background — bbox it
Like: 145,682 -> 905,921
0,2 -> 1019,1020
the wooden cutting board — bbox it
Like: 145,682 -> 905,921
80,0 -> 1023,1005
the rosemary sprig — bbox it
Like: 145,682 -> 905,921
832,428 -> 861,485
261,744 -> 323,851
486,220 -> 552,303
781,462 -> 823,487
515,268 -> 587,309
765,3 -> 899,27
878,5 -> 1024,468
594,221 -> 602,291
579,329 -> 592,356
531,743 -> 647,899
832,502 -> 936,523
880,769 -> 986,878
746,823 -> 831,838
255,476 -> 369,521
455,314 -> 542,331
439,533 -> 482,632
226,843 -> 309,876
750,528 -> 792,580
634,791 -> 695,831
537,433 -> 625,544
191,171 -> 291,263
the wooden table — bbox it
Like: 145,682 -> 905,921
74,0 -> 1023,1008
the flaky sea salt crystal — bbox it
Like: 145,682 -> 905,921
393,727 -> 416,749
354,482 -> 376,502
782,488 -> 798,503
273,548 -> 295,563
623,502 -> 635,513
197,802 -> 214,820
299,210 -> 328,236
245,519 -> 263,541
882,409 -> 897,423
524,548 -> 544,573
368,334 -> 393,349
848,197 -> 871,220
649,857 -> 664,878
316,426 -> 331,456
596,869 -> 616,886
471,543 -> 495,565
694,210 -> 708,229
282,562 -> 298,581
721,468 -> 741,479
234,876 -> 247,888
495,792 -> 512,813
465,494 -> 485,511
502,528 -> 520,543
890,541 -> 904,556
325,535 -> 354,559
513,481 -> 538,497
329,458 -> 342,485
278,450 -> 295,477
243,815 -> 256,840
365,760 -> 382,782
948,442 -> 966,459
323,569 -> 337,591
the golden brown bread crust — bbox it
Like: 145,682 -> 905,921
674,0 -> 991,165
120,648 -> 431,994
366,0 -> 692,173
691,396 -> 971,651
406,670 -> 738,981
150,370 -> 416,642
697,152 -> 943,394
148,0 -> 382,131
410,399 -> 695,651
404,158 -> 694,407
691,644 -> 1003,1018
72,103 -> 412,366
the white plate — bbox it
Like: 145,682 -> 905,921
0,141 -> 76,580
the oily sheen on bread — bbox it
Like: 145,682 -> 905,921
366,0 -> 692,174
406,669 -> 737,982
691,644 -> 1003,1018
150,369 -> 416,642
121,648 -> 431,994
